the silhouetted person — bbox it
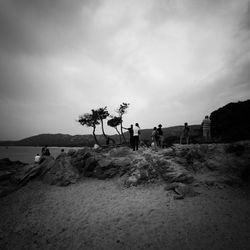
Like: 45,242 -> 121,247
180,122 -> 190,144
56,148 -> 67,159
42,145 -> 50,156
133,123 -> 140,151
151,127 -> 159,149
201,115 -> 211,143
123,124 -> 134,148
157,124 -> 164,148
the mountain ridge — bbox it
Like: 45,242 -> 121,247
0,125 -> 201,147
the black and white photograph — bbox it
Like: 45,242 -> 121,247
0,0 -> 250,249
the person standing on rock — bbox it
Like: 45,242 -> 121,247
180,122 -> 190,144
201,115 -> 211,143
157,124 -> 164,148
133,123 -> 140,151
151,127 -> 159,149
123,124 -> 134,148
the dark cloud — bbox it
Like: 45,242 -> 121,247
0,0 -> 100,56
0,0 -> 249,140
243,1 -> 250,30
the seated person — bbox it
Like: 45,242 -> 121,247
34,153 -> 41,163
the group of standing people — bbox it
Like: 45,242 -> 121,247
151,124 -> 164,149
123,123 -> 141,151
179,115 -> 211,145
125,123 -> 165,151
33,116 -> 212,162
126,115 -> 211,151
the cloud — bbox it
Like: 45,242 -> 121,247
0,0 -> 249,139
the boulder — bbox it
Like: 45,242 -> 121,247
94,157 -> 126,179
67,149 -> 77,156
109,147 -> 132,157
42,157 -> 80,186
164,182 -> 199,199
83,157 -> 98,176
125,175 -> 139,187
0,171 -> 12,181
70,151 -> 93,173
0,158 -> 27,171
210,100 -> 250,142
156,158 -> 194,184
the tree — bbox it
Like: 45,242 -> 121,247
107,116 -> 122,144
95,107 -> 110,143
116,102 -> 130,143
77,110 -> 100,145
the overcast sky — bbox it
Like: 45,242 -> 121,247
0,0 -> 250,140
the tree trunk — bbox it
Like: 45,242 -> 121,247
100,119 -> 107,139
92,126 -> 99,145
120,117 -> 126,143
115,127 -> 122,144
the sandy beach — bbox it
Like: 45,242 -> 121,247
1,177 -> 250,250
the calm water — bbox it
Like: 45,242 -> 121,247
0,146 -> 82,164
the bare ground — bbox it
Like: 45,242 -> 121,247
0,178 -> 250,250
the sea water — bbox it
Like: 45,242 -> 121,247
0,146 -> 82,164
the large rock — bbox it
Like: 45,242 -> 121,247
164,182 -> 199,199
109,147 -> 132,157
82,157 -> 98,177
94,157 -> 131,179
0,157 -> 54,197
70,150 -> 93,173
42,157 -> 80,186
0,158 -> 27,171
125,175 -> 140,187
156,158 -> 194,184
210,100 -> 250,142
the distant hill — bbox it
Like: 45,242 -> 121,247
0,125 -> 202,147
1,100 -> 249,147
0,134 -> 106,147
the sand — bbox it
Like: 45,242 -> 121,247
0,178 -> 250,250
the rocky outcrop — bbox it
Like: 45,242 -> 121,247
1,141 -> 250,197
210,100 -> 250,142
42,155 -> 80,186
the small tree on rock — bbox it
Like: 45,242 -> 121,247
95,107 -> 110,143
78,110 -> 100,145
107,116 -> 122,144
116,102 -> 130,143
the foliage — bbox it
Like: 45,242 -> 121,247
116,102 -> 130,116
95,107 -> 110,121
78,112 -> 99,128
107,116 -> 122,128
108,116 -> 122,144
78,110 -> 100,145
116,103 -> 130,143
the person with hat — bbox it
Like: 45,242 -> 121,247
157,124 -> 164,148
